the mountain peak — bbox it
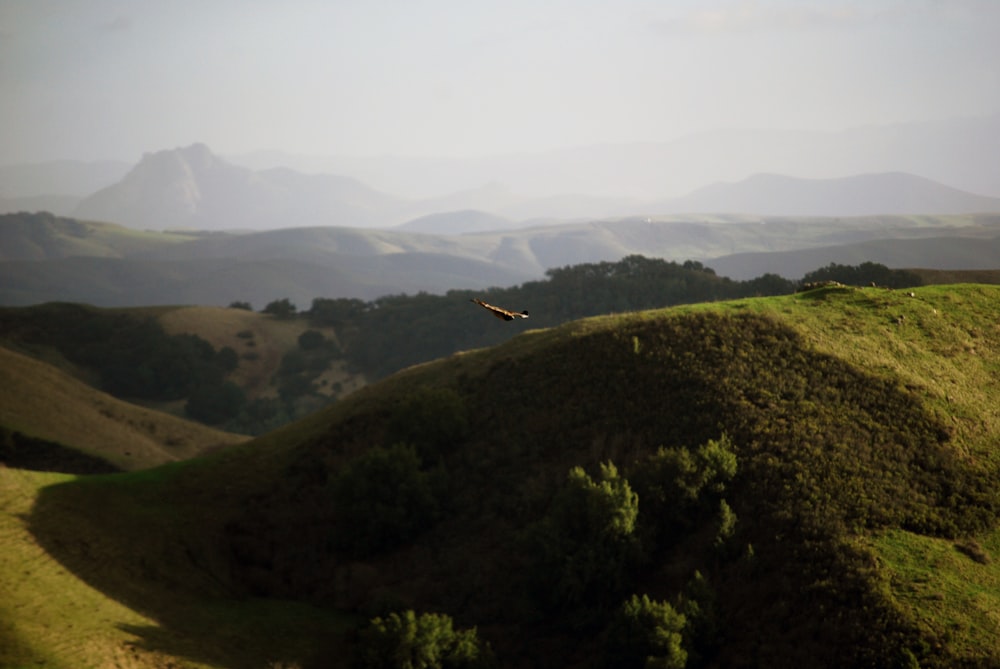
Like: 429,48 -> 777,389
136,142 -> 223,175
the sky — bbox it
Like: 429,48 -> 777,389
1,0 -> 999,164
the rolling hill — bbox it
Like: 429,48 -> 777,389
0,343 -> 247,472
6,284 -> 1000,668
3,210 -> 999,307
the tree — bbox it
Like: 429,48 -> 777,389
309,297 -> 367,326
228,300 -> 253,310
630,435 -> 737,541
331,443 -> 439,556
185,381 -> 246,424
355,610 -> 496,669
385,386 -> 470,464
263,298 -> 297,319
298,329 -> 326,350
604,594 -> 687,669
800,262 -> 922,289
529,462 -> 641,611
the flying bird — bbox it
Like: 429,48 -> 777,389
470,298 -> 529,321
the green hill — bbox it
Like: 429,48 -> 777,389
0,343 -> 247,472
7,284 -> 1000,668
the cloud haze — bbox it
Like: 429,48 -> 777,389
1,0 -> 998,163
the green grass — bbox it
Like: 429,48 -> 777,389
1,467 -> 354,669
868,528 -> 1000,663
6,284 -> 1000,667
0,343 -> 247,471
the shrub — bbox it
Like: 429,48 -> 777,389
263,298 -> 297,319
604,594 -> 687,669
354,610 -> 496,669
331,443 -> 439,556
529,461 -> 641,611
630,435 -> 737,542
385,386 -> 470,463
298,329 -> 326,350
184,381 -> 246,424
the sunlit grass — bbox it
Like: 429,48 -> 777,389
868,528 -> 1000,662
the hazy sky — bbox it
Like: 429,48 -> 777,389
2,0 -> 999,163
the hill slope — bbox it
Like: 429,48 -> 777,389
3,211 -> 999,307
656,172 -> 1000,216
0,344 -> 247,472
11,284 -> 1000,668
73,143 -> 402,231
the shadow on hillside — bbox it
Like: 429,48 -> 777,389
27,479 -> 350,669
25,306 -> 1000,668
1,427 -> 121,475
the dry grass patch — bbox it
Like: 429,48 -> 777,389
158,306 -> 364,401
0,345 -> 247,471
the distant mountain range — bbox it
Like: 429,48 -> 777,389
2,210 -> 998,307
648,172 -> 1000,217
2,116 -> 999,307
5,143 -> 998,232
3,113 -> 1000,230
231,113 -> 1000,200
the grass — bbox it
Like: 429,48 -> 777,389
0,468 -> 170,668
157,305 -> 361,403
1,466 -> 354,669
5,283 -> 1000,667
868,528 -> 1000,662
0,344 -> 247,471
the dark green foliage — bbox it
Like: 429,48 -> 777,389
385,386 -> 470,464
297,329 -> 326,350
0,303 -> 231,401
185,381 -> 246,425
354,610 -> 496,669
262,297 -> 297,319
678,571 -> 720,664
630,435 -> 737,542
340,255 -> 797,381
216,345 -> 239,372
604,594 -> 687,669
528,462 -> 641,613
801,261 -> 923,288
308,297 -> 367,326
228,301 -> 253,310
331,443 -> 440,556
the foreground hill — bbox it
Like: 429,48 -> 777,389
0,344 -> 247,472
8,284 -> 1000,668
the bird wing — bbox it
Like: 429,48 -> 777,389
471,298 -> 518,320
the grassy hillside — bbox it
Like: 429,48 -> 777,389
0,302 -> 363,437
157,305 -> 364,404
0,211 -> 201,261
0,467 -> 351,669
0,343 -> 247,472
10,284 -> 1000,668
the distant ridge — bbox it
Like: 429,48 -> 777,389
652,172 -> 1000,217
396,209 -> 513,234
3,211 -> 999,306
